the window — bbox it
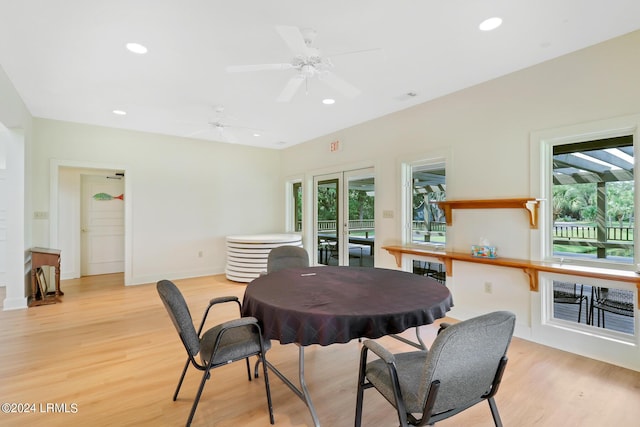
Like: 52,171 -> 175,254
402,159 -> 447,281
551,279 -> 635,336
286,178 -> 303,233
532,117 -> 639,366
549,137 -> 637,331
410,163 -> 446,246
551,136 -> 634,265
293,181 -> 302,232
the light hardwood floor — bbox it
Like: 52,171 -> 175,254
1,273 -> 639,427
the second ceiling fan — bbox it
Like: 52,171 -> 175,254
226,25 -> 369,102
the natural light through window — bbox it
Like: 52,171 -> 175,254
551,136 -> 635,265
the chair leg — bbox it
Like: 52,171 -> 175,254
186,367 -> 212,427
577,299 -> 583,323
354,382 -> 364,427
245,357 -> 252,381
488,397 -> 503,427
354,347 -> 369,427
254,356 -> 262,378
173,358 -> 191,401
581,298 -> 589,324
260,354 -> 275,424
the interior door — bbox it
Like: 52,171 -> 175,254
314,168 -> 375,267
81,175 -> 125,276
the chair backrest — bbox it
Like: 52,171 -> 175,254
157,280 -> 200,357
267,245 -> 309,273
420,311 -> 516,415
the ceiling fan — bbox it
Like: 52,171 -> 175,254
185,106 -> 261,143
226,26 -> 369,102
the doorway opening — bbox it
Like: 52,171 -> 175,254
50,160 -> 131,284
314,168 -> 375,267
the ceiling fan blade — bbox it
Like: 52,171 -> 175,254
226,63 -> 293,73
276,75 -> 305,102
321,71 -> 361,98
210,124 -> 237,144
220,128 -> 238,144
184,128 -> 209,138
276,26 -> 313,57
327,47 -> 383,59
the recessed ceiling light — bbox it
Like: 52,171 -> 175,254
253,133 -> 261,137
479,17 -> 502,31
126,42 -> 148,54
112,110 -> 127,115
322,98 -> 336,105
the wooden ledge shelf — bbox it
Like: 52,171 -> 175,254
383,245 -> 640,303
435,198 -> 539,228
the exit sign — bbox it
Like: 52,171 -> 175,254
329,140 -> 342,152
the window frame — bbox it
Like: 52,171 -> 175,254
531,115 -> 640,270
285,176 -> 303,233
401,155 -> 448,248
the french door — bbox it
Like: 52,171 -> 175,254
314,168 -> 375,267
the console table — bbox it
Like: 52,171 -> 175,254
29,247 -> 63,307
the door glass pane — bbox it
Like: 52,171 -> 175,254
317,179 -> 339,265
347,174 -> 374,267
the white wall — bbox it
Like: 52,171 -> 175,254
0,65 -> 31,310
281,30 -> 640,369
0,151 -> 6,286
30,119 -> 284,286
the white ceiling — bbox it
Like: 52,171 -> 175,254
2,1 -> 640,149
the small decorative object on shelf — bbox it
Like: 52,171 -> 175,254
471,245 -> 497,258
472,237 -> 497,258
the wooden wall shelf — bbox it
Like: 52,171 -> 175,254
382,245 -> 640,304
435,198 -> 539,228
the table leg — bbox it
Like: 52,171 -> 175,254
31,268 -> 38,300
54,262 -> 64,296
390,327 -> 426,350
297,346 -> 320,426
264,345 -> 320,427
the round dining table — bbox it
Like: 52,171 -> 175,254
241,266 -> 453,426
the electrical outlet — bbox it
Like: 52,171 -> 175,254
484,282 -> 493,294
198,251 -> 203,258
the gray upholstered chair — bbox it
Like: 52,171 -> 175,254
355,311 -> 516,427
267,245 -> 309,273
156,280 -> 274,426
